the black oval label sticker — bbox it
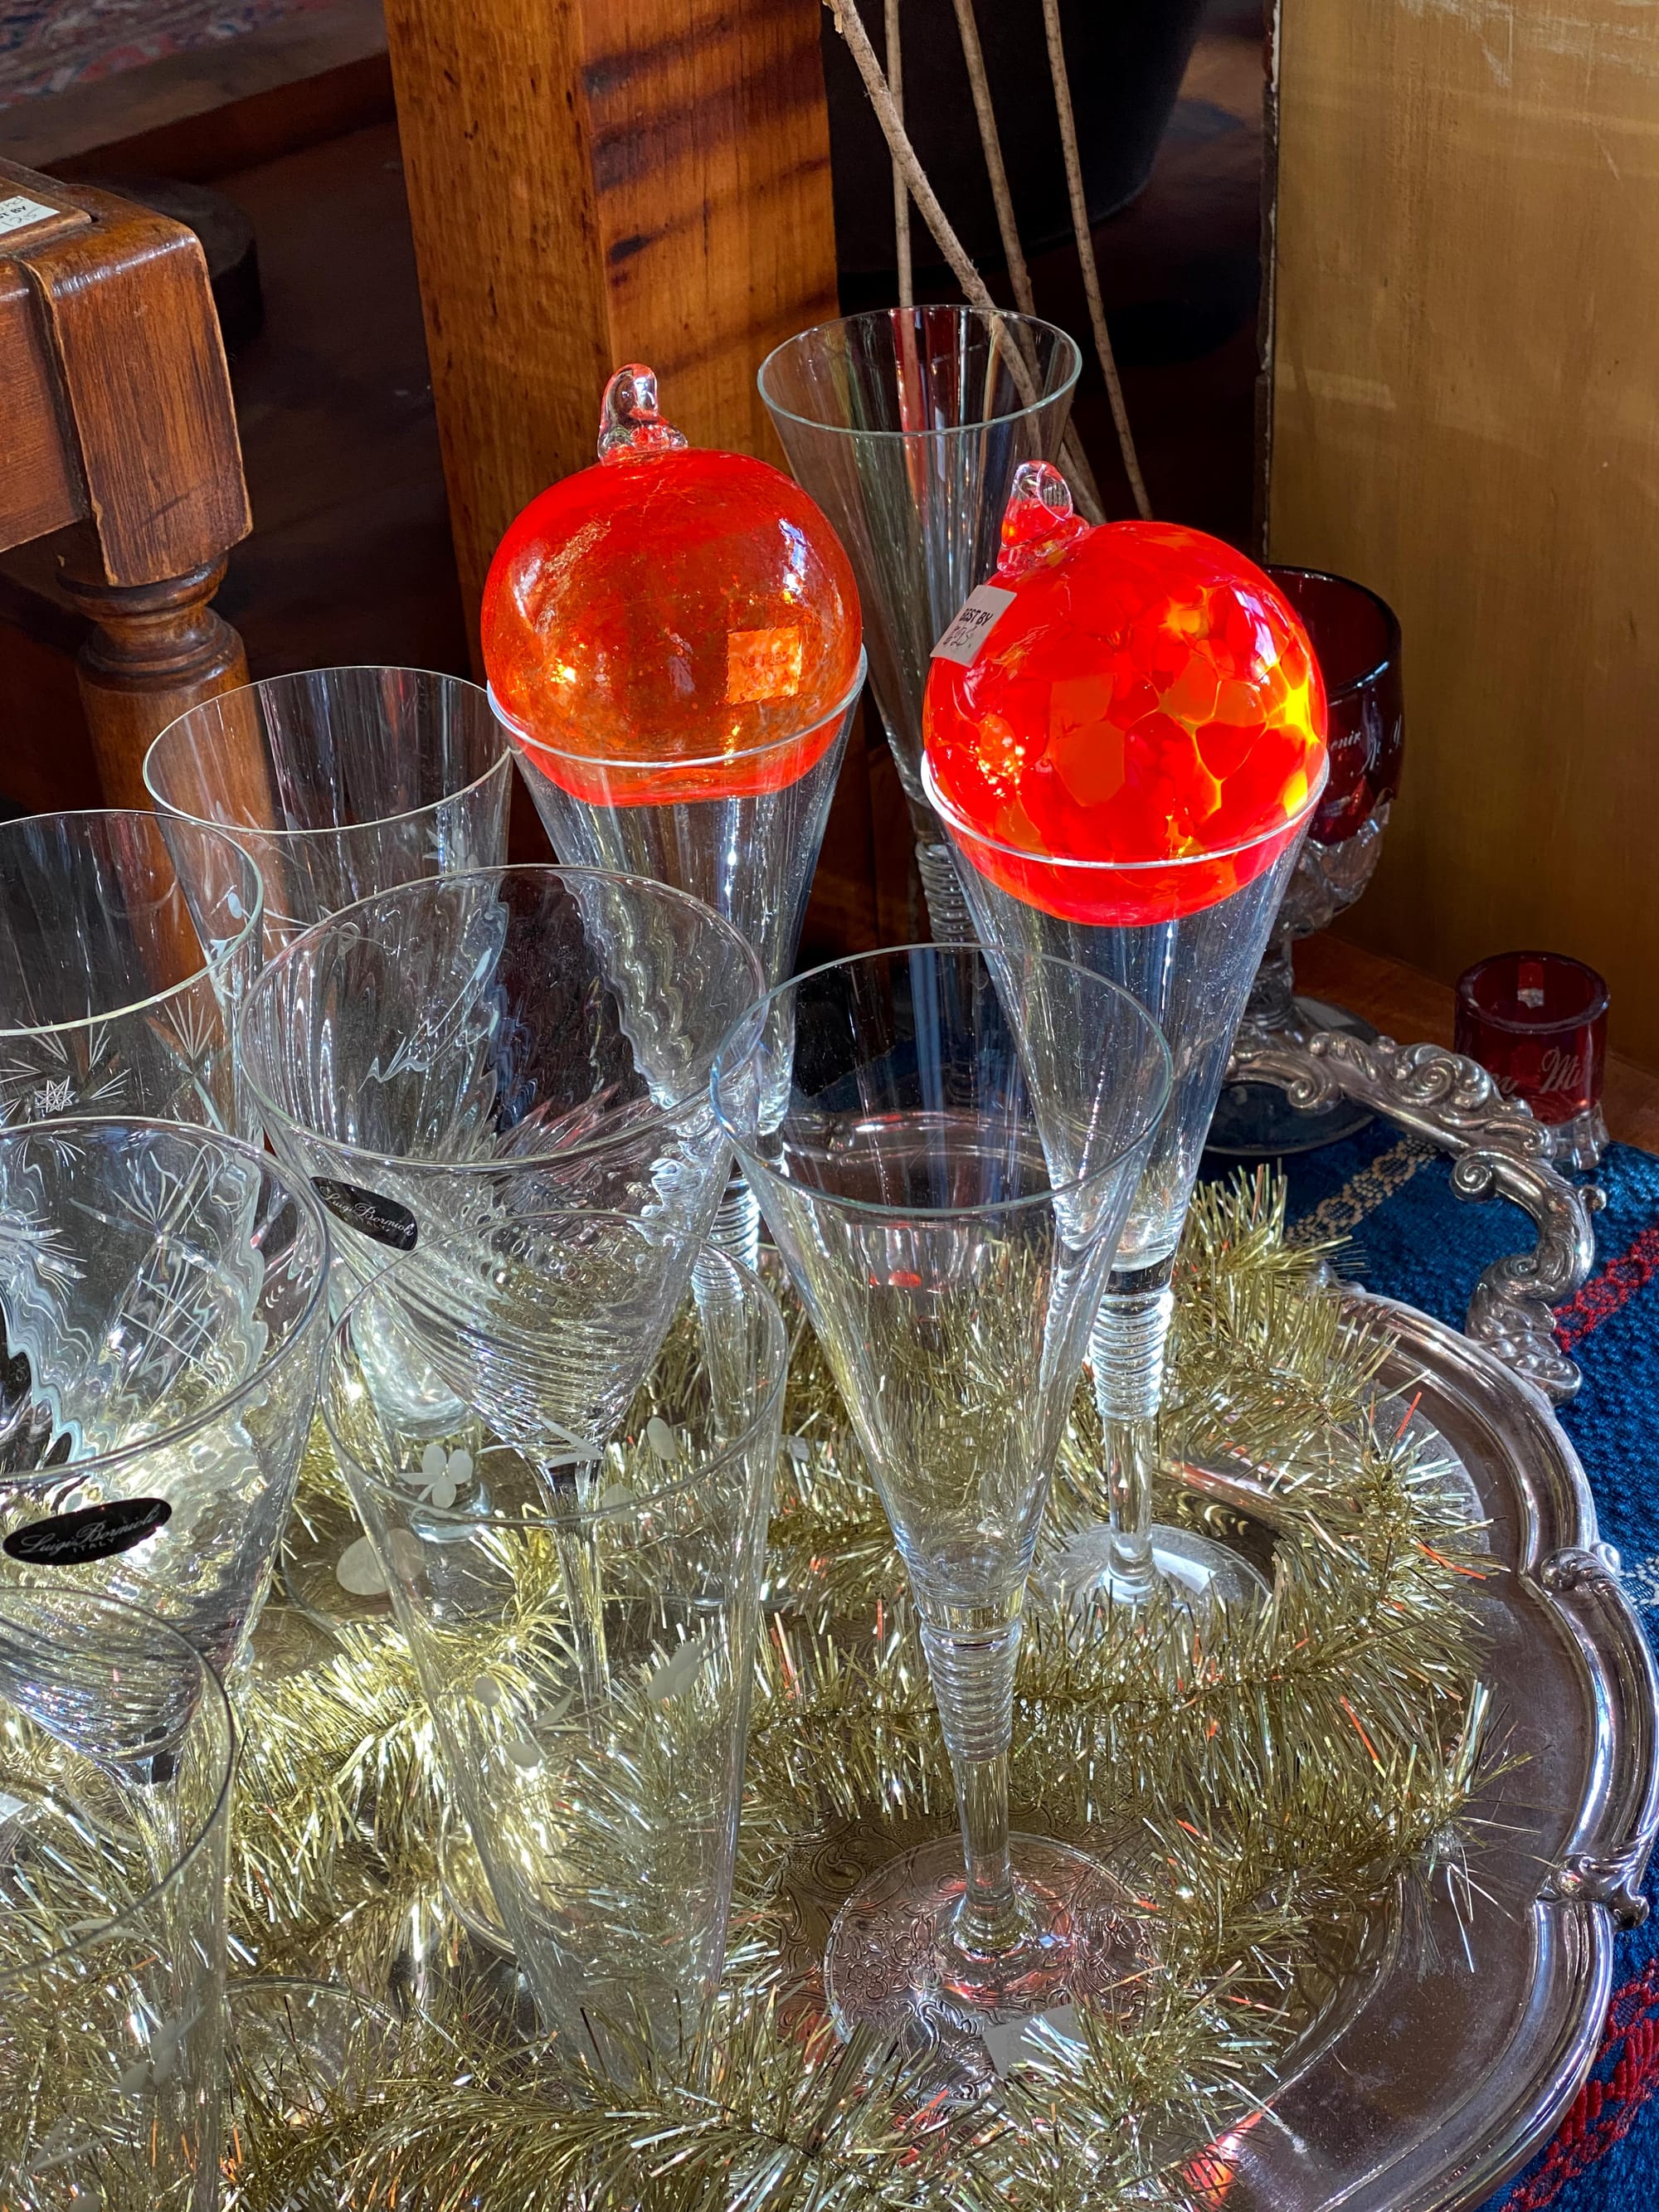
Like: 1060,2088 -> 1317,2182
312,1179 -> 418,1252
4,1496 -> 173,1566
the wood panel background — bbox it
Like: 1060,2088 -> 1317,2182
1267,0 -> 1659,1069
381,0 -> 839,636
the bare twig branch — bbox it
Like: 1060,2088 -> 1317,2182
884,0 -> 912,309
945,0 -> 1103,518
826,0 -> 1105,522
1039,0 -> 1153,518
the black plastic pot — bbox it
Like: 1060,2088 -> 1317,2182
822,0 -> 1209,275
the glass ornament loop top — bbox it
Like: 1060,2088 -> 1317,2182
922,468 -> 1329,926
997,459 -> 1091,576
596,362 -> 689,459
482,362 -> 862,807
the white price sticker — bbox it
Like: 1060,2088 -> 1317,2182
931,583 -> 1018,667
0,194 -> 59,240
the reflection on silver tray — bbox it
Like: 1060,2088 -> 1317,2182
764,1298 -> 1654,2207
1227,1298 -> 1652,2208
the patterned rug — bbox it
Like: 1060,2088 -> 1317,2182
1255,1120 -> 1659,2210
0,0 -> 331,108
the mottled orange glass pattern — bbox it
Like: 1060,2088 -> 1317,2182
481,366 -> 862,805
924,464 -> 1327,924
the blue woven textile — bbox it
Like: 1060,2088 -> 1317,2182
1249,1125 -> 1659,2210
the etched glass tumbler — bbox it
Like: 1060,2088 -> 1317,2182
0,1590 -> 234,2212
0,809 -> 261,1135
240,866 -> 764,1457
713,946 -> 1169,2037
144,666 -> 512,954
0,1118 -> 330,1684
325,1254 -> 786,2069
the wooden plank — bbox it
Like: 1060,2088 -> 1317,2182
382,0 -> 839,644
0,266 -> 84,550
54,53 -> 395,190
2,0 -> 391,182
4,166 -> 251,585
1267,0 -> 1659,1072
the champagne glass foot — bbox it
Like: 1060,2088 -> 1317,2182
825,1835 -> 1145,2049
1046,1523 -> 1268,1612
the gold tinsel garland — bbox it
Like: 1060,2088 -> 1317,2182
220,1172 -> 1494,2211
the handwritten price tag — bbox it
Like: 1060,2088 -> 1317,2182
931,584 -> 1018,668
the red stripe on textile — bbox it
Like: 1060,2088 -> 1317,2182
1502,1962 -> 1659,2210
1554,1222 -> 1659,1349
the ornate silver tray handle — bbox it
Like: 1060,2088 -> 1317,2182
1227,1026 -> 1600,1403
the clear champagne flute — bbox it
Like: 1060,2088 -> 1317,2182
713,945 -> 1169,2037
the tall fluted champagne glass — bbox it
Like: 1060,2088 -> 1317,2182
713,946 -> 1168,2039
488,364 -> 865,1265
922,461 -> 1329,1612
926,775 -> 1326,1609
759,308 -> 1080,937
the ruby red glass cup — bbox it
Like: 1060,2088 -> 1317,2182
1455,950 -> 1609,1169
1267,567 -> 1403,848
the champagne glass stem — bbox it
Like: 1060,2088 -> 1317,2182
918,1602 -> 1024,1952
1090,1262 -> 1176,1602
707,1172 -> 761,1270
551,1470 -> 612,1719
914,837 -> 975,946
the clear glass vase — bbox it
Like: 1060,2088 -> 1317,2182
758,309 -> 1080,937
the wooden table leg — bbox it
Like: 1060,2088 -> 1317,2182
58,560 -> 251,812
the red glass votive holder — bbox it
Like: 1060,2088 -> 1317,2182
1454,950 -> 1609,1169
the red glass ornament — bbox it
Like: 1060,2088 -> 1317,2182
923,464 -> 1328,924
481,366 -> 862,805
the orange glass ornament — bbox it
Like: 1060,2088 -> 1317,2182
481,367 -> 862,805
923,464 -> 1327,924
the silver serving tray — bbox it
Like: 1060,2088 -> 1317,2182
271,1285 -> 1657,2208
1214,1293 -> 1659,2210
